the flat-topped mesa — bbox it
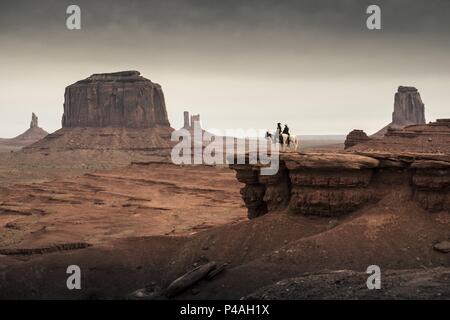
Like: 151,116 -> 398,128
392,86 -> 426,125
62,71 -> 170,128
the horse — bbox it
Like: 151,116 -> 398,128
265,130 -> 299,151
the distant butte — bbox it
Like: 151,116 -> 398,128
344,129 -> 370,149
0,113 -> 48,147
372,85 -> 426,138
26,71 -> 174,153
349,118 -> 450,154
62,71 -> 170,128
345,85 -> 429,149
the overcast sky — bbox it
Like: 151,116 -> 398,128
1,0 -> 449,137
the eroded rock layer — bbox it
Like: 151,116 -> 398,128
231,152 -> 450,219
351,119 -> 450,153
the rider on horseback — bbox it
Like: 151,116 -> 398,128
283,124 -> 290,145
276,123 -> 283,144
266,123 -> 297,150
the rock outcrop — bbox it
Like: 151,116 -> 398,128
231,151 -> 450,219
373,86 -> 426,138
344,129 -> 371,149
0,113 -> 48,147
30,113 -> 38,128
26,72 -> 174,153
393,86 -> 426,125
182,111 -> 202,130
62,71 -> 170,128
350,118 -> 450,154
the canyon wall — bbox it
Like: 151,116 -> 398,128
231,153 -> 450,219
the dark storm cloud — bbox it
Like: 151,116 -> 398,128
1,0 -> 450,137
1,0 -> 450,36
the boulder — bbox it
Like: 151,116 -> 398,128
433,241 -> 450,253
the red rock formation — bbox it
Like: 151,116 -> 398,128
232,165 -> 268,219
62,71 -> 170,128
411,160 -> 450,212
0,113 -> 48,147
30,113 -> 38,128
26,72 -> 174,153
373,86 -> 426,137
350,118 -> 450,154
344,129 -> 371,149
230,152 -> 450,219
393,86 -> 426,125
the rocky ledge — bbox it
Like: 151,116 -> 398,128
230,152 -> 450,219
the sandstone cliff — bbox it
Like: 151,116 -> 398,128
393,86 -> 426,125
62,71 -> 170,128
231,152 -> 449,219
232,118 -> 450,219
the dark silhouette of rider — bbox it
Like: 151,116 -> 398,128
275,123 -> 282,143
283,124 -> 291,145
277,123 -> 282,133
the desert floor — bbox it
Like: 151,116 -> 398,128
0,149 -> 449,299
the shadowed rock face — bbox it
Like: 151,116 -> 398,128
344,129 -> 370,149
393,86 -> 426,125
372,86 -> 426,138
231,152 -> 450,219
30,113 -> 38,128
62,71 -> 170,128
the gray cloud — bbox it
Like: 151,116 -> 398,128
0,1 -> 449,137
2,0 -> 450,35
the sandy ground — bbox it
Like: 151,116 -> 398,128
0,161 -> 246,250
